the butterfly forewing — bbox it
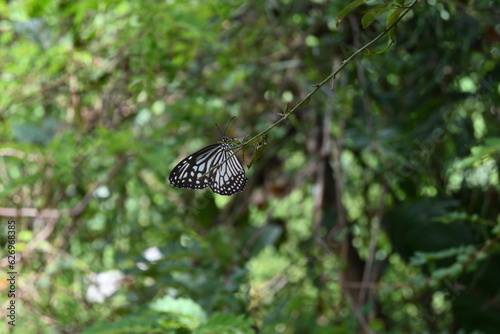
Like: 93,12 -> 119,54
168,144 -> 219,190
169,136 -> 247,196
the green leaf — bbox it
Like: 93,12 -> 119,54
386,7 -> 405,41
432,263 -> 463,280
247,134 -> 267,169
456,137 -> 500,169
366,38 -> 394,55
150,296 -> 207,328
283,103 -> 291,115
81,312 -> 173,334
337,0 -> 366,27
472,137 -> 500,155
386,7 -> 405,29
194,313 -> 253,334
410,246 -> 477,268
362,6 -> 389,29
298,97 -> 311,107
387,26 -> 396,42
409,251 -> 428,266
432,211 -> 468,224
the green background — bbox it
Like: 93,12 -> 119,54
0,0 -> 499,333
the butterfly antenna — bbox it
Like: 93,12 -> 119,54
215,123 -> 224,137
223,116 -> 236,136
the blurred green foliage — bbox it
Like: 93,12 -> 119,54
1,0 -> 499,333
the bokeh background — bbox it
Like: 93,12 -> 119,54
1,0 -> 499,333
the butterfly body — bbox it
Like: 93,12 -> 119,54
169,136 -> 247,196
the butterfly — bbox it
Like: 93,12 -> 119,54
169,133 -> 247,196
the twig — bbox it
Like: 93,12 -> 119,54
0,212 -> 59,268
342,285 -> 375,334
0,208 -> 60,218
358,182 -> 388,305
418,235 -> 500,289
461,235 -> 500,270
342,281 -> 408,290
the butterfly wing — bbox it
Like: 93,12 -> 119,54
168,144 -> 221,190
210,145 -> 247,196
169,137 -> 247,196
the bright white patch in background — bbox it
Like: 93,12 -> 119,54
136,247 -> 164,272
143,246 -> 163,262
86,270 -> 124,303
93,185 -> 110,198
136,262 -> 148,271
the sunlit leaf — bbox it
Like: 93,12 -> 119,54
150,296 -> 207,327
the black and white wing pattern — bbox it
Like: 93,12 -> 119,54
168,136 -> 247,196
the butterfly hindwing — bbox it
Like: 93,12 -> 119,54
210,147 -> 247,195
